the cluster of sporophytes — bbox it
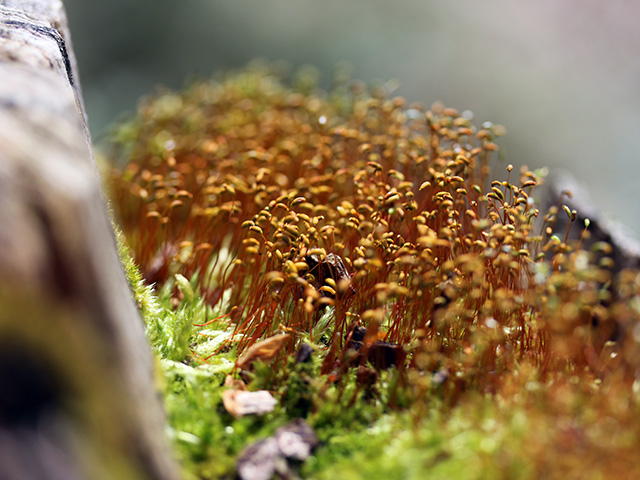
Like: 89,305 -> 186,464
107,63 -> 640,478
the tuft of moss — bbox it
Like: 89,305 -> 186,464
107,64 -> 640,479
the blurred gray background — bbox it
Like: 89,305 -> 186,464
64,0 -> 640,237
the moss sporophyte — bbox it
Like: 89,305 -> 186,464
108,64 -> 640,478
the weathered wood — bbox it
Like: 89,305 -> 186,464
546,171 -> 640,272
0,1 -> 179,479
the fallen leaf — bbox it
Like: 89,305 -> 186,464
304,253 -> 355,299
236,333 -> 290,370
346,325 -> 405,370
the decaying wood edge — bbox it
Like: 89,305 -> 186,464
0,1 -> 180,479
545,171 -> 640,272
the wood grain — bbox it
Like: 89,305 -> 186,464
0,1 -> 179,478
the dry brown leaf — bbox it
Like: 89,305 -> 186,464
236,333 -> 290,370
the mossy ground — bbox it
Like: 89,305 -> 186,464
108,63 -> 640,479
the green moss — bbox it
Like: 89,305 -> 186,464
117,239 -> 640,479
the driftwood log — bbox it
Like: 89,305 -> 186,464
0,1 -> 179,479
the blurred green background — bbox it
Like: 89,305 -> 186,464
64,0 -> 640,237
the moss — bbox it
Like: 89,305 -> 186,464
107,64 -> 640,479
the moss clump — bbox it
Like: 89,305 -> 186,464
108,64 -> 640,478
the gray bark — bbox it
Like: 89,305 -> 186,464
0,1 -> 180,479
